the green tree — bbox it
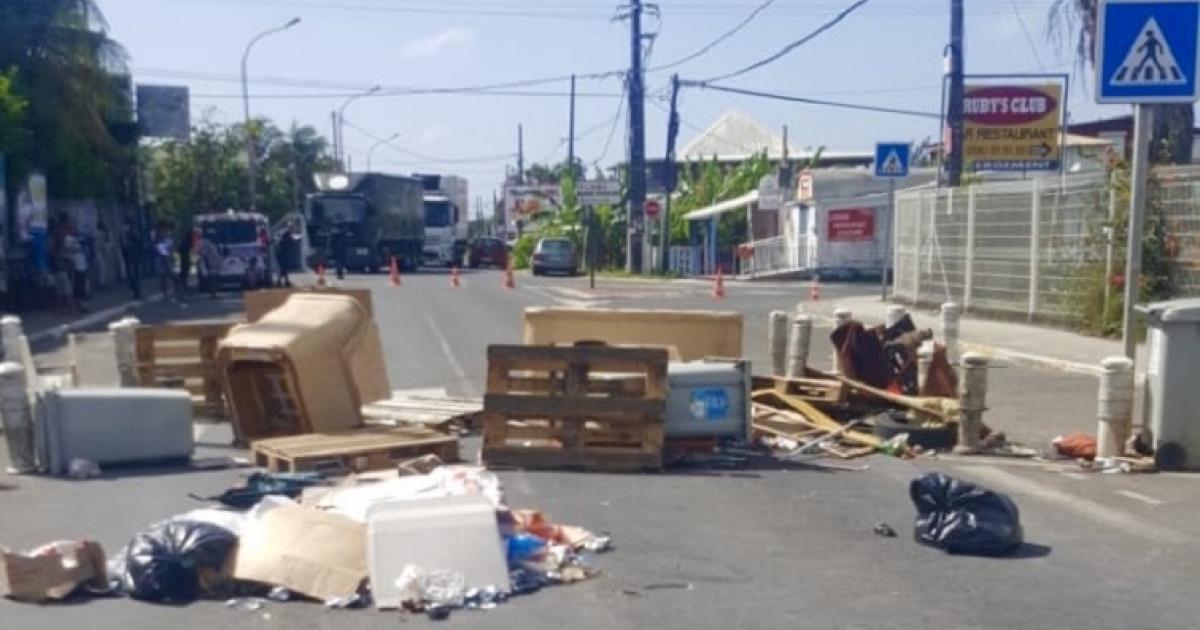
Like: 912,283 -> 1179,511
1049,0 -> 1193,163
0,1 -> 133,197
0,69 -> 29,165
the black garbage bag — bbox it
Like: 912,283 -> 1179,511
909,472 -> 1023,556
189,471 -> 324,509
119,520 -> 238,603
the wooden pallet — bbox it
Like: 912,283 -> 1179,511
135,322 -> 235,417
362,394 -> 483,432
482,344 -> 667,472
251,425 -> 459,474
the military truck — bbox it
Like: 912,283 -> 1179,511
305,172 -> 424,272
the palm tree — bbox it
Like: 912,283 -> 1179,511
1049,0 -> 1194,163
0,1 -> 132,196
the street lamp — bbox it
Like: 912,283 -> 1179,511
240,16 -> 301,211
366,132 -> 401,173
337,85 -> 382,170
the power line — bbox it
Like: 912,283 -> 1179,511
700,0 -> 874,83
1006,0 -> 1046,69
650,0 -> 774,72
594,80 -> 628,166
189,89 -> 622,100
342,117 -> 515,164
685,82 -> 940,119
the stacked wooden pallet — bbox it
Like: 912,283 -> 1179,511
250,425 -> 459,473
482,344 -> 668,472
135,322 -> 234,417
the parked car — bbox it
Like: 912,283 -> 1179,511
194,210 -> 273,292
469,237 -> 509,269
531,237 -> 577,276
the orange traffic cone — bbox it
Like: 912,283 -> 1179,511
450,266 -> 461,288
504,260 -> 516,290
809,274 -> 821,302
316,263 -> 327,287
389,257 -> 401,287
712,267 -> 726,300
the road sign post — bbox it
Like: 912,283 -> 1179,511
1096,0 -> 1200,359
576,180 -> 622,289
874,143 -> 911,300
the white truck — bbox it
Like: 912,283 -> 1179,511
419,174 -> 469,267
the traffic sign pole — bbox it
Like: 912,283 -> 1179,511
882,178 -> 896,300
1121,104 -> 1154,359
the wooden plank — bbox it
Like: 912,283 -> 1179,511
752,390 -> 883,449
250,426 -> 459,473
484,394 -> 664,420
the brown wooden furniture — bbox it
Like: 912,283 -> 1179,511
135,322 -> 234,417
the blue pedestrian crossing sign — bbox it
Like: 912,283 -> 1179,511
1096,0 -> 1200,103
874,142 -> 910,179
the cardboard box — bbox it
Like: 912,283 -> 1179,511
0,540 -> 107,602
522,307 -> 743,361
233,503 -> 367,601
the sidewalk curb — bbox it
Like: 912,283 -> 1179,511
958,342 -> 1104,377
26,294 -> 162,344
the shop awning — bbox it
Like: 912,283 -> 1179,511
682,190 -> 759,222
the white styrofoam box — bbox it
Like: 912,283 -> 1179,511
367,494 -> 509,609
35,388 -> 193,475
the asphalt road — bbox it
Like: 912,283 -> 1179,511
3,270 -> 1198,629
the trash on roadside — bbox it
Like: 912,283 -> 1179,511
1053,433 -> 1098,460
910,472 -> 1024,556
368,495 -> 509,609
232,501 -> 367,602
250,425 -> 458,475
397,453 -> 445,476
0,540 -> 108,602
189,471 -> 325,509
873,522 -> 897,537
117,520 -> 238,603
67,458 -> 102,480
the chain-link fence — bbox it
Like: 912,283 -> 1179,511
893,166 -> 1200,323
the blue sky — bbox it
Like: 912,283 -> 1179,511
98,0 -> 1136,209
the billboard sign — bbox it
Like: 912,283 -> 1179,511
827,207 -> 875,242
136,84 -> 190,140
576,180 -> 621,206
504,184 -> 562,228
963,83 -> 1062,172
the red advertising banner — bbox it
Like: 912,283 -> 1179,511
827,208 -> 875,242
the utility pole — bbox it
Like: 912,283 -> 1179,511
661,73 -> 681,274
946,0 -> 965,186
567,74 -> 576,178
517,124 -> 525,183
624,0 -> 647,273
330,111 -> 340,168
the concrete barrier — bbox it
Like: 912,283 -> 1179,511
522,307 -> 743,361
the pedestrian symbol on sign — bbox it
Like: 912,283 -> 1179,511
879,150 -> 905,175
1112,17 -> 1187,85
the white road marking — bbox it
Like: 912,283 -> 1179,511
418,299 -> 476,397
955,465 -> 1186,544
1115,489 -> 1165,506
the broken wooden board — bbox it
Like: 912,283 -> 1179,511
751,374 -> 844,404
751,389 -> 883,449
835,375 -> 958,422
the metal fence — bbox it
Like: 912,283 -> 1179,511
735,235 -> 808,278
893,166 -> 1200,322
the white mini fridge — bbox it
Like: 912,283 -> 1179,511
35,388 -> 194,475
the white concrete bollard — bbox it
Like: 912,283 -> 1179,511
940,302 -> 962,366
109,316 -> 142,387
1097,356 -> 1135,459
0,315 -> 23,364
917,340 -> 935,394
885,305 -> 907,329
786,312 -> 813,378
830,308 -> 852,374
0,362 -> 36,473
768,311 -> 788,377
956,353 -> 988,453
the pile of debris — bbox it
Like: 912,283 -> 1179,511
751,310 -> 969,461
2,458 -> 611,619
